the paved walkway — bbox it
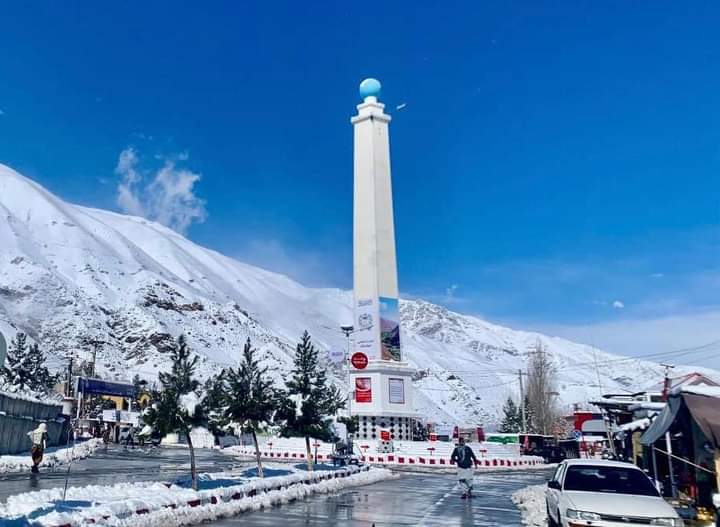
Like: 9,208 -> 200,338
211,469 -> 551,526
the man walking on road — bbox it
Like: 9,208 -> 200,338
451,437 -> 478,499
27,423 -> 48,473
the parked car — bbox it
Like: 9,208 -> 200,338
546,459 -> 683,527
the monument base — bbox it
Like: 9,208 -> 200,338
349,360 -> 419,441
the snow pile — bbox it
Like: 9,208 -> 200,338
0,387 -> 62,405
0,438 -> 103,474
0,464 -> 394,527
179,392 -> 202,416
512,485 -> 547,526
188,427 -> 215,449
680,385 -> 720,398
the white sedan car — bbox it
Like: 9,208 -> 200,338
546,459 -> 683,527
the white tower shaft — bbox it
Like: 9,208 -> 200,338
349,81 -> 417,439
352,98 -> 399,304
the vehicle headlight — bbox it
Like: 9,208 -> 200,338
566,509 -> 601,521
650,518 -> 683,527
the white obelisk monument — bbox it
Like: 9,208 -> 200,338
349,78 -> 417,441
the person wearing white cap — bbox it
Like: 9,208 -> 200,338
27,423 -> 48,473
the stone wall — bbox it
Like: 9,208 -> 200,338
0,392 -> 68,455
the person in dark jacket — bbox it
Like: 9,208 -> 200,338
451,437 -> 478,498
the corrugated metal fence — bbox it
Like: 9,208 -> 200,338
0,392 -> 68,455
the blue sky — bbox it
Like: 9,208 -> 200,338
1,2 -> 719,363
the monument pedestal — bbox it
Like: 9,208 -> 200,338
349,360 -> 416,441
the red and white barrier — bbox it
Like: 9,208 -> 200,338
229,447 -> 543,470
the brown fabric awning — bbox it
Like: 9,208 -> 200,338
683,392 -> 720,448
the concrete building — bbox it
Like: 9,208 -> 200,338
349,79 -> 417,441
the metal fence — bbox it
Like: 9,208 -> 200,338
0,392 -> 68,455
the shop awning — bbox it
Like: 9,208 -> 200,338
641,387 -> 720,447
640,395 -> 683,445
682,388 -> 720,448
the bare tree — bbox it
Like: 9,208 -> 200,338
525,340 -> 559,436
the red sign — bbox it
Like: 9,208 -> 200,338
351,352 -> 369,369
380,430 -> 391,441
355,377 -> 372,402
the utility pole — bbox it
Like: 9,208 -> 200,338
518,370 -> 527,434
661,363 -> 675,401
660,363 -> 677,497
66,358 -> 73,397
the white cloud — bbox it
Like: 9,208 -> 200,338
612,300 -> 625,309
446,284 -> 459,298
115,147 -> 207,234
532,310 -> 720,370
235,238 -> 350,288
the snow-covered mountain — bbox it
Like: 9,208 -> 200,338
0,164 -> 709,424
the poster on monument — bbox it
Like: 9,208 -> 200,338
355,377 -> 372,403
388,378 -> 405,404
379,296 -> 402,361
354,298 -> 379,360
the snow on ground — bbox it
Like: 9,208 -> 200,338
0,438 -> 103,474
512,484 -> 547,527
0,463 -> 394,527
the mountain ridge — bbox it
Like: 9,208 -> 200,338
0,163 -> 714,424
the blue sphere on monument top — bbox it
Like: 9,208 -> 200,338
359,78 -> 382,100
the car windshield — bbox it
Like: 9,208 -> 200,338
563,465 -> 659,496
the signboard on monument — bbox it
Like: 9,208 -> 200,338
355,377 -> 372,403
388,377 -> 405,404
379,296 -> 401,361
351,352 -> 368,370
354,298 -> 379,360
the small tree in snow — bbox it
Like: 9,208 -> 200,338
144,335 -> 204,490
223,338 -> 278,478
2,333 -> 56,394
202,370 -> 228,438
279,331 -> 345,471
499,396 -> 521,433
2,333 -> 32,392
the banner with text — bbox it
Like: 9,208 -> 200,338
355,377 -> 372,403
354,298 -> 379,360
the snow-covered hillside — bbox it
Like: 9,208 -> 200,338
0,164 -> 706,424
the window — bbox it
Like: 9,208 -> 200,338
563,465 -> 659,497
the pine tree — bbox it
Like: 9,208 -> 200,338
2,333 -> 34,392
279,331 -> 345,471
499,397 -> 520,433
202,370 -> 228,437
223,338 -> 278,478
27,343 -> 56,394
144,335 -> 204,490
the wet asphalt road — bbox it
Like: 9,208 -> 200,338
210,469 -> 551,526
0,444 -> 250,502
0,447 -> 551,525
